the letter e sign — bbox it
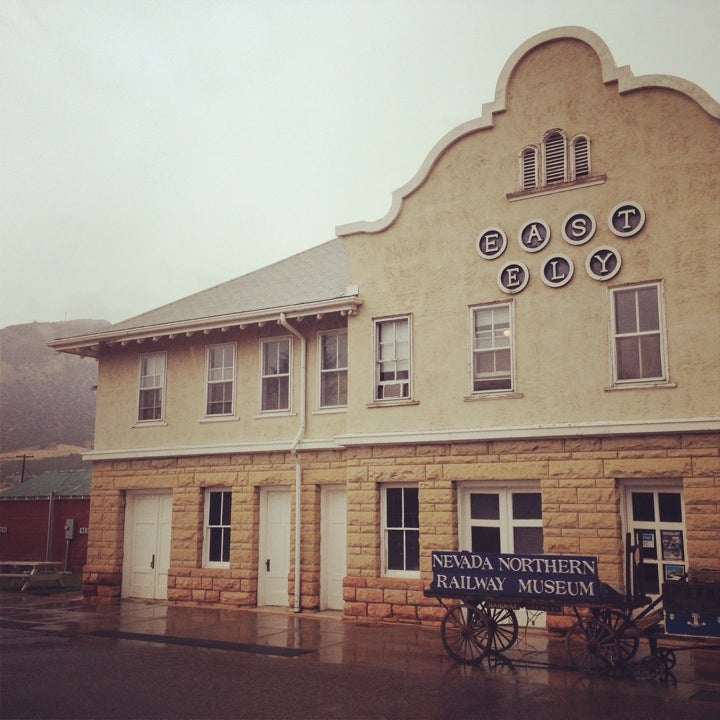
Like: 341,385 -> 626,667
476,227 -> 507,259
498,261 -> 530,294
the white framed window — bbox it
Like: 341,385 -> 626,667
203,489 -> 231,567
261,337 -> 291,412
571,135 -> 590,179
382,485 -> 419,576
517,130 -> 593,192
622,480 -> 685,598
459,484 -> 543,555
137,352 -> 166,422
520,146 -> 538,190
375,316 -> 411,401
205,343 -> 236,416
543,129 -> 567,184
611,282 -> 668,385
471,303 -> 513,393
319,331 -> 347,408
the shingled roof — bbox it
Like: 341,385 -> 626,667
112,238 -> 350,331
0,469 -> 91,499
49,238 -> 361,356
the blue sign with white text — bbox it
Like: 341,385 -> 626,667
431,551 -> 600,602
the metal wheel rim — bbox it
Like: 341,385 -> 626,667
440,603 -> 490,664
566,619 -> 619,674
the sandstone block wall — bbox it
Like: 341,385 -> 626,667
83,432 -> 719,631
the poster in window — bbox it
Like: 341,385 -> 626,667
664,564 -> 685,582
636,530 -> 657,559
661,530 -> 684,561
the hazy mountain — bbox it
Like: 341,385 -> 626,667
0,320 -> 110,483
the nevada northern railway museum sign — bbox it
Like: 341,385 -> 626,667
430,551 -> 600,602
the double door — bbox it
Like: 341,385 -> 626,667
122,492 -> 172,600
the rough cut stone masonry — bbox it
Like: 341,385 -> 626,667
83,433 -> 719,632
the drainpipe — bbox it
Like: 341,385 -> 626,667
278,313 -> 306,613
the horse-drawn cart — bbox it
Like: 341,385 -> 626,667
424,536 -> 719,677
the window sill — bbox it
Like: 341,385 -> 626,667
605,380 -> 677,391
367,399 -> 420,409
383,571 -> 421,579
199,415 -> 238,423
506,174 -> 607,201
313,407 -> 348,415
133,421 -> 167,428
464,392 -> 524,402
254,411 -> 296,419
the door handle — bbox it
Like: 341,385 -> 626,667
150,554 -> 155,569
265,558 -> 270,572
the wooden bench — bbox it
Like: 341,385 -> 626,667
0,561 -> 64,592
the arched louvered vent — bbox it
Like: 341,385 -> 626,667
521,147 -> 537,190
544,132 -> 566,183
573,136 -> 590,178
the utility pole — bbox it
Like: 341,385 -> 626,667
8,454 -> 34,483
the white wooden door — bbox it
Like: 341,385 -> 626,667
122,492 -> 172,600
321,487 -> 346,610
258,488 -> 290,607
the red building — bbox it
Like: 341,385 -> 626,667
0,470 -> 90,573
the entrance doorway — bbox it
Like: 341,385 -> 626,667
258,487 -> 291,607
122,492 -> 172,600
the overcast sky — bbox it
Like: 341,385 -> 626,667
1,0 -> 718,330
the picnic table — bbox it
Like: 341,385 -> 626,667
0,561 -> 64,592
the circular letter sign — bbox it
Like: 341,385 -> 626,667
562,211 -> 596,245
541,254 -> 574,288
608,201 -> 645,238
586,246 -> 622,281
476,227 -> 507,259
498,261 -> 530,294
518,220 -> 550,253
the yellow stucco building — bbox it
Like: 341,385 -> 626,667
52,28 -> 719,631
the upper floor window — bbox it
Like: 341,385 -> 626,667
138,352 -> 166,422
382,485 -> 419,576
472,303 -> 513,393
261,337 -> 291,412
518,130 -> 592,192
375,316 -> 411,401
319,331 -> 348,408
611,283 -> 668,384
206,343 -> 235,416
204,489 -> 231,567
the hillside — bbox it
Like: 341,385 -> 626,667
0,320 -> 110,482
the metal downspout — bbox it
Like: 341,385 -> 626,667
278,313 -> 306,613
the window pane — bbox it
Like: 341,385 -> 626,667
637,288 -> 659,332
405,530 -> 419,571
209,492 -> 222,525
636,529 -> 657,560
386,488 -> 403,528
513,527 -> 543,554
659,493 -> 682,523
470,494 -> 499,520
221,492 -> 231,525
639,334 -> 662,378
209,527 -> 222,562
472,526 -> 501,553
512,493 -> 542,520
632,493 -> 655,522
616,337 -> 640,380
641,562 -> 659,595
615,291 -> 637,334
221,527 -> 231,563
403,488 -> 419,528
322,335 -> 338,369
387,530 -> 404,570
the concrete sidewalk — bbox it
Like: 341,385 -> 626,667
1,589 -> 718,702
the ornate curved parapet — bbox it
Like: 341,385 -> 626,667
335,26 -> 720,238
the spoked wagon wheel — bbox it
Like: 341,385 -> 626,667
597,609 -> 639,664
566,618 -> 619,674
440,602 -> 490,664
476,603 -> 519,653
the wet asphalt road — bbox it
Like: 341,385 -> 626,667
2,623 -> 719,720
